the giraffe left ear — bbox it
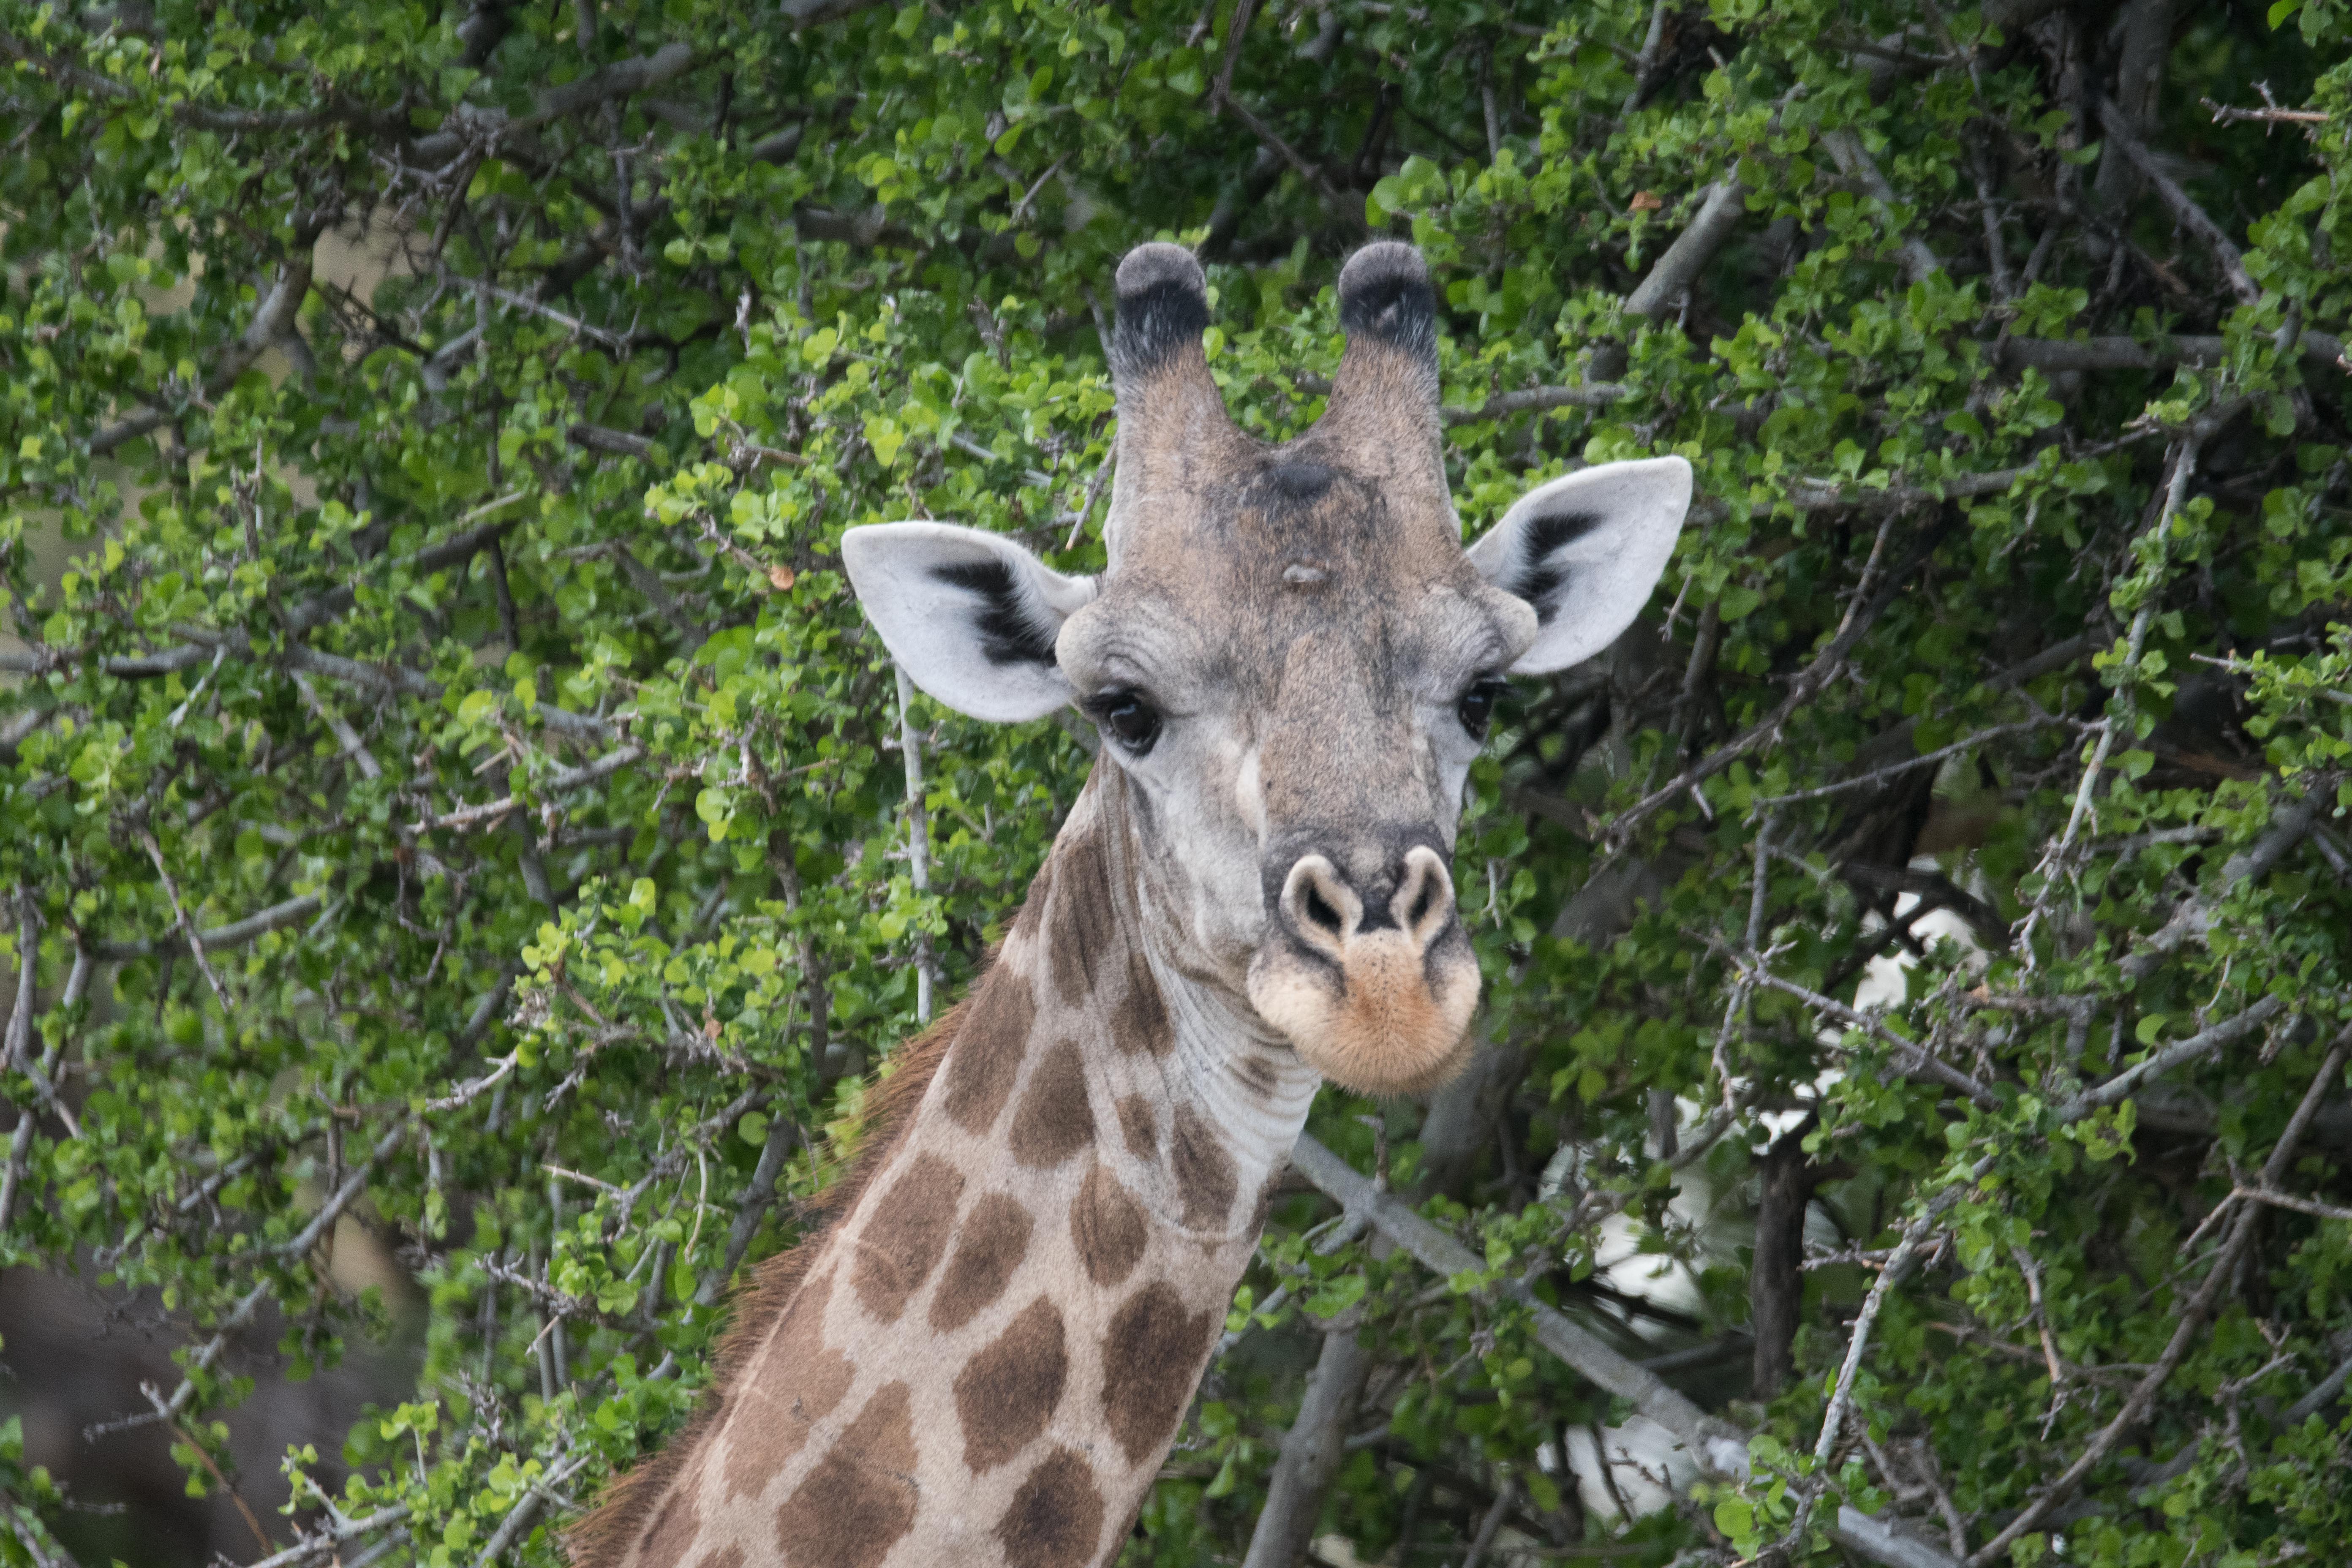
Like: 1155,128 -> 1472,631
841,522 -> 1097,721
1464,456 -> 1693,675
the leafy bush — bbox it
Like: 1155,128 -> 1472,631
2,0 -> 2350,1565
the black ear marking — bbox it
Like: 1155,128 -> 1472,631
930,560 -> 1060,667
1111,242 -> 1210,379
1508,510 -> 1603,624
1335,241 -> 1436,364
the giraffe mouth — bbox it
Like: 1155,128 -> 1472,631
1244,848 -> 1481,1097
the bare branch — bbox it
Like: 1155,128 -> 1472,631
1998,332 -> 2348,374
92,891 -> 326,963
1442,383 -> 1628,425
568,423 -> 658,461
2230,1182 -> 2352,1222
1790,1183 -> 1972,1547
89,245 -> 317,455
1610,526 -> 1944,844
1240,1327 -> 1374,1568
1623,177 -> 1749,321
2058,995 -> 2288,1119
139,829 -> 232,1012
237,1506 -> 415,1568
0,947 -> 93,1228
468,1451 -> 593,1568
408,743 -> 648,834
1287,1133 -> 1752,1477
1724,956 -> 2003,1110
2203,97 -> 2330,128
2095,96 -> 2259,305
2118,798 -> 2319,981
1750,718 -> 2066,807
1821,130 -> 1943,285
404,43 -> 696,162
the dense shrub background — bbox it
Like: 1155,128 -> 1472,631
3,0 -> 2352,1563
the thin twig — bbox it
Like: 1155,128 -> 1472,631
139,830 -> 233,1012
1967,1032 -> 2352,1563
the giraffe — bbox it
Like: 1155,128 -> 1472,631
570,240 -> 1691,1568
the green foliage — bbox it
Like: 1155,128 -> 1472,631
2,0 -> 2352,1563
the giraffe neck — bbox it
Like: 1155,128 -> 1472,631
604,762 -> 1322,1568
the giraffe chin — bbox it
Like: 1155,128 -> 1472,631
1246,930 -> 1482,1098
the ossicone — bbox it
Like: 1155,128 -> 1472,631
1109,242 -> 1211,385
1315,241 -> 1443,478
1335,241 -> 1438,377
1102,241 -> 1244,565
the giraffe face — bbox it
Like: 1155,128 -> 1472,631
843,243 -> 1692,1097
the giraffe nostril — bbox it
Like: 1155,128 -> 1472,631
1303,885 -> 1345,936
1279,856 -> 1361,950
1393,847 -> 1455,940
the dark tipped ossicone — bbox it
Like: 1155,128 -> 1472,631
1335,241 -> 1436,362
1110,242 -> 1210,379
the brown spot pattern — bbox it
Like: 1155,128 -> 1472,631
850,1152 -> 965,1323
691,1549 -> 746,1568
770,1380 -> 920,1568
634,1488 -> 700,1565
941,970 -> 1037,1134
1250,1169 -> 1287,1235
1009,1040 -> 1094,1169
1100,1282 -> 1218,1465
1111,946 -> 1173,1057
1236,1054 -> 1278,1094
1169,1105 -> 1239,1230
1048,833 -> 1115,1007
929,1192 -> 1034,1334
1070,1162 -> 1149,1287
1115,1094 -> 1159,1162
953,1296 -> 1070,1473
723,1268 -> 856,1503
993,1447 -> 1109,1568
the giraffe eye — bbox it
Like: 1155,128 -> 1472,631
1093,689 -> 1162,755
1457,677 -> 1508,741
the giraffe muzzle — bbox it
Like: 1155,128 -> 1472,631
1244,844 -> 1481,1096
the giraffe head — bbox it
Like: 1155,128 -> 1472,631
844,242 -> 1689,1097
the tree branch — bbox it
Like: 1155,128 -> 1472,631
1996,333 -> 2347,374
1240,1326 -> 1374,1568
1623,177 -> 1750,322
1290,1133 -> 1966,1568
2118,798 -> 2319,980
407,743 -> 648,834
91,891 -> 326,963
2094,96 -> 2259,305
2057,994 -> 2287,1119
1821,130 -> 1943,285
1443,383 -> 1628,425
1725,957 -> 2004,1110
1288,1133 -> 1751,1476
87,241 -> 317,455
1610,525 -> 1946,844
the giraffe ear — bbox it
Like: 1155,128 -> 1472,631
840,523 -> 1097,721
1465,456 -> 1693,675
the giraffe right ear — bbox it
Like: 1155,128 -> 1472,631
840,522 -> 1097,721
1464,456 -> 1693,675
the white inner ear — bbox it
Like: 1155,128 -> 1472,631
840,522 -> 1096,722
1463,455 -> 1692,675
